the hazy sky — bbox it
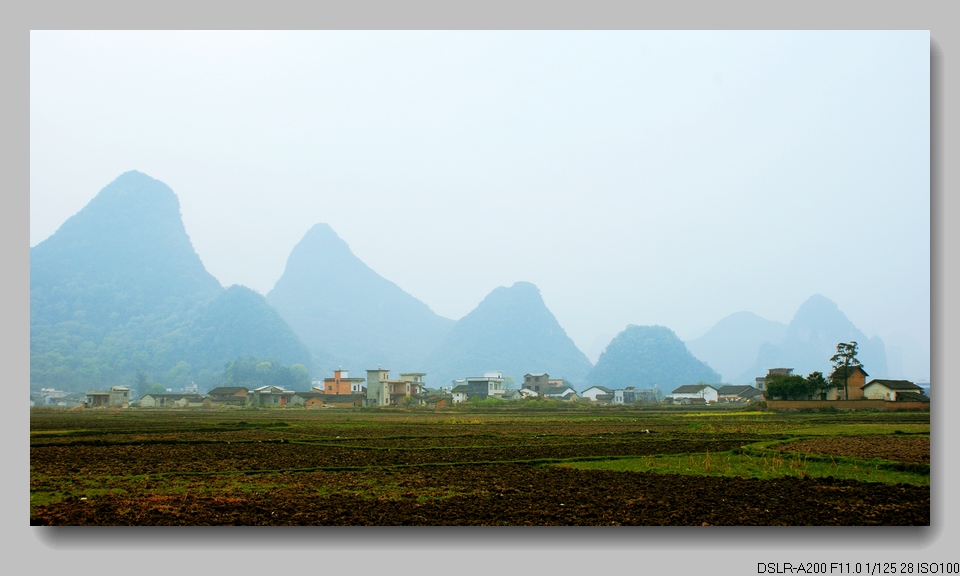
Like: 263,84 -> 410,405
29,30 -> 930,377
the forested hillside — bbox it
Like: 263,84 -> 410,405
30,171 -> 313,393
587,325 -> 721,393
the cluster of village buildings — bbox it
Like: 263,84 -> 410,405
668,366 -> 929,406
32,365 -> 928,410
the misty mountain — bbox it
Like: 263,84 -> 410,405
685,311 -> 788,383
735,294 -> 888,383
30,171 -> 313,392
185,285 -> 314,373
266,223 -> 455,375
586,325 -> 721,392
883,332 -> 928,382
420,281 -> 594,389
30,170 -> 223,327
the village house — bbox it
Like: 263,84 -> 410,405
755,368 -> 794,392
32,389 -> 84,407
668,384 -> 719,404
318,369 -> 367,395
38,388 -> 67,406
138,393 -> 206,408
580,385 -> 615,403
861,379 -> 927,402
450,383 -> 469,404
522,373 -> 567,394
32,391 -> 70,407
320,394 -> 366,408
289,391 -> 325,408
290,392 -> 366,408
249,385 -> 295,407
716,385 -> 764,403
522,373 -> 563,394
287,392 -> 361,408
413,391 -> 454,408
206,386 -> 249,406
464,372 -> 506,401
829,365 -> 869,400
365,369 -> 427,406
542,385 -> 579,401
85,386 -> 130,408
612,387 -> 659,404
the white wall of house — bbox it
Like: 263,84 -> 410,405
670,386 -> 719,403
862,383 -> 896,401
581,387 -> 611,402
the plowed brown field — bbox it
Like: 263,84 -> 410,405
781,436 -> 930,464
30,407 -> 930,526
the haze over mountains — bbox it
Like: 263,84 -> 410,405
266,223 -> 454,374
684,312 -> 787,384
30,171 -> 313,392
30,172 -> 904,394
687,295 -> 890,384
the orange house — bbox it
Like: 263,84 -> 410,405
830,365 -> 869,400
321,369 -> 367,395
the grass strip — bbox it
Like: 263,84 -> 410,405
558,450 -> 928,486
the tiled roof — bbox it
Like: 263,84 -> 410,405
208,387 -> 248,395
584,386 -> 613,394
717,385 -> 755,395
830,365 -> 869,379
895,391 -> 929,402
671,384 -> 716,394
864,379 -> 921,391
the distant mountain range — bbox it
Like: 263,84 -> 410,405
30,171 -> 898,395
686,295 -> 888,384
685,312 -> 787,385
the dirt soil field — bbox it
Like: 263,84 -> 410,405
30,463 -> 928,526
30,409 -> 930,526
781,436 -> 930,464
